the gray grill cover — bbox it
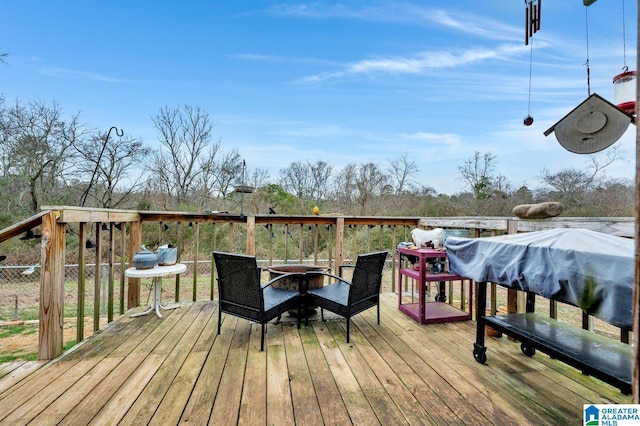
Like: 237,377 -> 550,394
445,228 -> 634,329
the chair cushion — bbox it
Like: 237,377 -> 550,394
307,282 -> 349,306
263,286 -> 299,312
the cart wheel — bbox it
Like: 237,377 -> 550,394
520,343 -> 536,357
473,348 -> 487,364
435,293 -> 446,303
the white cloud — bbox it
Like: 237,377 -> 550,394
270,3 -> 522,41
400,132 -> 462,146
40,67 -> 123,83
297,43 -> 530,83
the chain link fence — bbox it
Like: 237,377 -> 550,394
0,257 -> 389,322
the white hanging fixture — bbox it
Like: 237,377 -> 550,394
544,93 -> 634,154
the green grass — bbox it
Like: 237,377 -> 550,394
0,324 -> 37,339
0,323 -> 78,363
0,351 -> 39,363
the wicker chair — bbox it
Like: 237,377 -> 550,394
213,251 -> 301,351
307,250 -> 388,343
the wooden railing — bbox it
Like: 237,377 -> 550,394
0,206 -> 634,360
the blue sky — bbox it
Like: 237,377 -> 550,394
1,1 -> 637,195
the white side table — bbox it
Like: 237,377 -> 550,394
125,263 -> 187,318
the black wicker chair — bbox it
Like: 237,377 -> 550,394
213,251 -> 301,351
307,250 -> 388,343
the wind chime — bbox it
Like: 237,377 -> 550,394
523,0 -> 541,126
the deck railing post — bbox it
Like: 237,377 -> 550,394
93,222 -> 102,332
334,217 -> 344,275
246,216 -> 255,256
38,210 -> 66,360
127,219 -> 142,309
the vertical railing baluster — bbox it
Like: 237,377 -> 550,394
94,223 -> 102,332
108,223 -> 115,323
77,222 -> 87,343
119,223 -> 126,315
193,222 -> 200,302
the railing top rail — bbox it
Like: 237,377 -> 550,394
23,206 -> 636,238
0,210 -> 51,244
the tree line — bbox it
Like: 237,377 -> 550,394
0,97 -> 633,230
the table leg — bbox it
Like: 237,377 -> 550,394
131,277 -> 179,318
131,283 -> 155,317
473,281 -> 488,363
154,278 -> 163,318
155,277 -> 180,314
418,257 -> 425,324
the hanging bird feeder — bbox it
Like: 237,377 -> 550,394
234,160 -> 254,217
612,69 -> 636,115
611,0 -> 635,116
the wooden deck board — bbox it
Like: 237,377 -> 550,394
209,320 -> 251,425
313,320 -> 380,425
266,320 -> 295,425
0,294 -> 632,425
325,320 -> 411,425
178,314 -> 237,425
299,325 -> 352,425
237,323 -> 267,425
283,320 -> 325,425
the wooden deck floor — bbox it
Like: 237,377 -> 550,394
0,294 -> 631,425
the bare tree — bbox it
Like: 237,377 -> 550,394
150,105 -> 214,207
279,160 -> 332,201
195,141 -> 222,208
538,147 -> 624,210
355,162 -> 390,215
388,152 -> 419,194
458,151 -> 496,200
332,163 -> 357,213
73,130 -> 151,208
249,167 -> 270,189
213,148 -> 242,197
308,160 -> 332,201
280,161 -> 311,198
0,99 -> 83,213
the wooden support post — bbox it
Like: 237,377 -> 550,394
246,216 -> 255,256
193,222 -> 199,302
38,211 -> 65,360
391,226 -> 397,293
211,223 -> 217,301
284,224 -> 289,262
127,220 -> 142,309
175,221 -> 181,303
334,217 -> 344,275
94,223 -> 102,332
119,223 -> 126,315
77,222 -> 87,343
299,223 -> 303,262
313,224 -> 319,264
108,223 -> 115,323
